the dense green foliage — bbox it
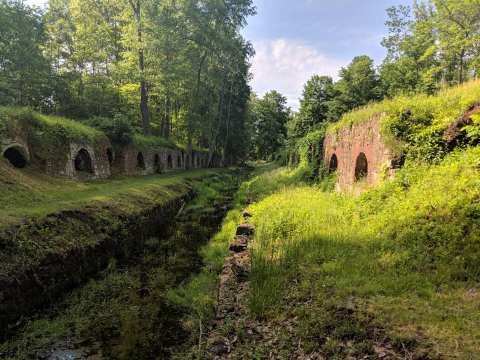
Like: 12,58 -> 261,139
0,1 -> 54,109
222,147 -> 480,357
288,56 -> 382,143
248,91 -> 290,160
0,0 -> 256,165
0,171 -> 240,359
381,0 -> 480,96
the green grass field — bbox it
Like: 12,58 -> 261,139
0,159 -> 219,226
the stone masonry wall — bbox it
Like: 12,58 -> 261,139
115,145 -> 187,176
323,114 -> 395,192
1,118 -> 210,180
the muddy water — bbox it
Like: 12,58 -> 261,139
1,173 -> 241,360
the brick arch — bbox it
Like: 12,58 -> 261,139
106,148 -> 114,166
154,154 -> 161,173
3,144 -> 29,168
137,152 -> 145,170
329,153 -> 338,173
74,148 -> 94,174
355,152 -> 368,181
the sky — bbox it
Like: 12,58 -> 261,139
243,0 -> 410,109
26,0 -> 410,110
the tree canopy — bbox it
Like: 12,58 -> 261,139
0,0 -> 256,165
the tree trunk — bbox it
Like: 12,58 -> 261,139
188,50 -> 208,148
221,82 -> 233,166
130,0 -> 150,135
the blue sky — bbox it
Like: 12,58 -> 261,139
27,0 -> 410,109
243,0 -> 410,108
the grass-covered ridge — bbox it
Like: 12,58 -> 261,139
132,133 -> 178,150
0,158 -> 217,226
243,147 -> 480,357
327,80 -> 480,162
0,107 -> 105,142
0,107 -> 183,151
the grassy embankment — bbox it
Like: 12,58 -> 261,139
246,81 -> 480,358
0,159 -> 218,225
0,171 -> 243,359
174,81 -> 480,358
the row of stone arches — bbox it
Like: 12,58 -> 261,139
137,152 -> 183,172
3,144 -> 207,177
328,152 -> 369,182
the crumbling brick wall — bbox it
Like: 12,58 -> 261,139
323,114 -> 394,192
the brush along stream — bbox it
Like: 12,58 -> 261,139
0,171 -> 245,360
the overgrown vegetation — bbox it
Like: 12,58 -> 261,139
209,147 -> 477,358
329,80 -> 480,163
0,171 -> 242,359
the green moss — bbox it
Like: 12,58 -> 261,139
30,113 -> 105,142
0,107 -> 105,142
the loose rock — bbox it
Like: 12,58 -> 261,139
236,223 -> 254,237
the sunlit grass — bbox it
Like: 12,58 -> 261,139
0,160 -> 218,225
246,147 -> 480,357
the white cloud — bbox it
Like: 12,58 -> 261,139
250,39 -> 348,110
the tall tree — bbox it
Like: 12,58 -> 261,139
128,0 -> 150,134
251,91 -> 290,160
328,55 -> 383,121
0,0 -> 53,109
292,75 -> 336,138
380,3 -> 439,96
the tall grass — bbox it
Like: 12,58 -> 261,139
247,147 -> 480,356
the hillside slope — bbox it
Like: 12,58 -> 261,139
175,82 -> 480,358
242,147 -> 480,358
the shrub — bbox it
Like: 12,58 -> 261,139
86,114 -> 135,146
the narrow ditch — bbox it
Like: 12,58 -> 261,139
0,170 -> 246,360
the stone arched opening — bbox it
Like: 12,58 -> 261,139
167,155 -> 173,169
74,149 -> 94,174
137,152 -> 145,170
177,155 -> 182,168
154,154 -> 161,173
329,154 -> 338,173
196,157 -> 200,167
186,155 -> 190,168
355,152 -> 368,181
106,148 -> 114,166
3,146 -> 28,168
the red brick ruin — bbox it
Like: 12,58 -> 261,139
323,114 -> 395,192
